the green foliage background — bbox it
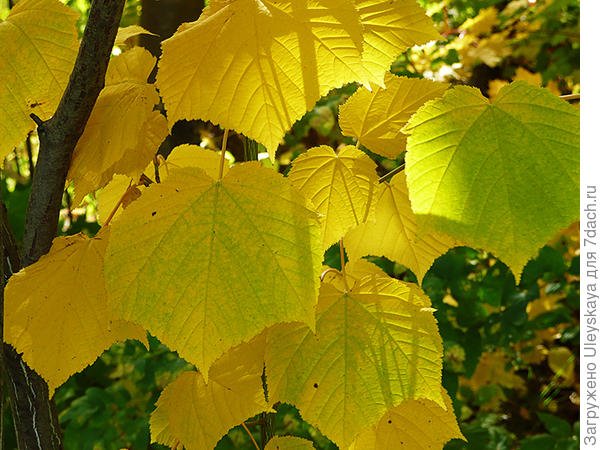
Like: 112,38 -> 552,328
0,0 -> 580,448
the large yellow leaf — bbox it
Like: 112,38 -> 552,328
358,1 -> 441,85
0,0 -> 78,159
288,145 -> 378,250
68,47 -> 168,203
266,261 -> 444,448
158,144 -> 227,181
4,229 -> 146,394
105,163 -> 322,374
151,334 -> 268,450
345,172 -> 457,282
157,0 -> 368,156
403,82 -> 579,280
339,74 -> 449,158
265,436 -> 316,450
349,389 -> 464,450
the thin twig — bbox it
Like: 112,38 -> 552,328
560,93 -> 580,102
241,422 -> 261,450
378,163 -> 405,183
218,129 -> 230,180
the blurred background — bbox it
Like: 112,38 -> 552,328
0,0 -> 580,448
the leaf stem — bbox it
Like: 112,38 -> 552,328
103,179 -> 133,227
560,93 -> 580,102
219,129 -> 230,180
378,163 -> 405,184
242,422 -> 261,450
339,239 -> 349,291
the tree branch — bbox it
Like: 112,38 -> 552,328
1,1 -> 126,448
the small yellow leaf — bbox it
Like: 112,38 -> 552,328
151,334 -> 268,450
548,347 -> 575,384
68,47 -> 168,204
345,172 -> 457,282
460,7 -> 498,36
105,164 -> 322,375
158,144 -> 227,181
95,174 -> 137,225
339,74 -> 448,158
266,261 -> 444,448
349,389 -> 464,450
0,0 -> 78,159
288,145 -> 378,250
265,436 -> 316,450
4,229 -> 146,394
114,25 -> 157,47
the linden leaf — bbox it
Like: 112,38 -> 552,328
159,145 -> 227,181
105,164 -> 322,374
339,74 -> 448,159
288,145 -> 378,250
151,334 -> 268,450
95,175 -> 144,225
266,261 -> 444,448
345,172 -> 457,282
265,436 -> 316,450
157,0 -> 368,156
358,0 -> 441,85
349,389 -> 464,450
0,0 -> 78,159
404,82 -> 579,280
4,229 -> 146,394
68,47 -> 168,204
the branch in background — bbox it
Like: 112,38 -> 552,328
1,0 -> 126,448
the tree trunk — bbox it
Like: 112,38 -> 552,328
2,0 -> 126,448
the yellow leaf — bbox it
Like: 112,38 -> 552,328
157,0 -> 369,157
95,174 -> 145,225
464,350 -> 525,392
159,144 -> 227,181
266,261 -> 444,448
265,436 -> 316,450
339,74 -> 449,159
151,334 -> 268,450
345,172 -> 457,282
357,0 -> 441,86
349,389 -> 464,450
4,229 -> 146,394
68,47 -> 168,204
105,164 -> 322,375
288,145 -> 378,250
114,25 -> 157,47
460,7 -> 498,36
548,347 -> 575,385
0,0 -> 78,159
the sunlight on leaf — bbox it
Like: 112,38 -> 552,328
0,0 -> 78,160
266,261 -> 444,448
339,74 -> 448,159
349,389 -> 464,450
105,164 -> 322,375
288,145 -> 378,250
345,172 -> 458,282
4,229 -> 146,394
265,436 -> 316,450
404,82 -> 579,281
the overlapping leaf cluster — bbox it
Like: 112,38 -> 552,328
0,0 -> 579,449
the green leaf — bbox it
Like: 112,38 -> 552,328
403,82 -> 579,280
537,412 -> 572,438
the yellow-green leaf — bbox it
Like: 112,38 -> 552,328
288,145 -> 378,250
339,74 -> 448,158
404,82 -> 579,280
358,1 -> 441,85
265,436 -> 316,450
266,261 -> 444,448
0,0 -> 78,159
159,144 -> 227,181
349,389 -> 464,450
151,334 -> 268,450
345,172 -> 457,282
4,230 -> 146,394
157,0 -> 367,156
68,47 -> 168,203
115,25 -> 157,47
105,164 -> 322,374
